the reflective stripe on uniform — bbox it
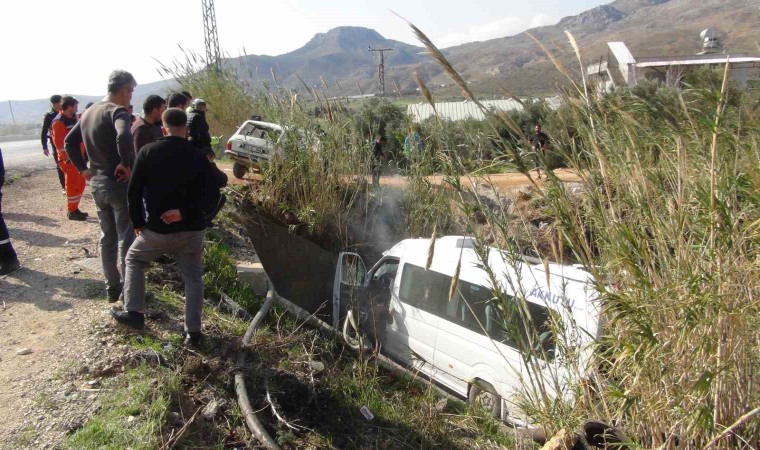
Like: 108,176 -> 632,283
0,238 -> 10,245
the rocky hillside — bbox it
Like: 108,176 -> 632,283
225,0 -> 759,97
4,0 -> 758,124
231,26 -> 426,95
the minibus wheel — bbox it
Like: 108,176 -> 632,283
232,162 -> 248,179
469,380 -> 501,418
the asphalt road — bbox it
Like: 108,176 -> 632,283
0,140 -> 54,173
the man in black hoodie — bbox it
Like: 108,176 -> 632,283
112,108 -> 217,346
187,98 -> 211,150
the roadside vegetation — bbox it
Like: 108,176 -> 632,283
154,23 -> 760,448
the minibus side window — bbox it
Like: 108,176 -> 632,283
497,298 -> 556,359
453,281 -> 556,359
399,264 -> 449,317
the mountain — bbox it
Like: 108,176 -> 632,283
4,0 -> 759,124
437,0 -> 760,95
224,0 -> 759,97
0,79 -> 177,126
229,26 -> 427,95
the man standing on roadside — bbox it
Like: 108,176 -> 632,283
529,123 -> 550,179
40,95 -> 66,191
0,146 -> 20,276
65,70 -> 137,302
50,96 -> 88,221
112,108 -> 217,346
131,95 -> 166,153
187,98 -> 211,150
371,135 -> 387,186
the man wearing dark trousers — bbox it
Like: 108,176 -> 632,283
187,98 -> 211,150
65,70 -> 137,302
0,146 -> 20,276
41,95 -> 66,191
112,108 -> 217,346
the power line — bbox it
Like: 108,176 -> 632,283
368,46 -> 393,96
201,0 -> 222,71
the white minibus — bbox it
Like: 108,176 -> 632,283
332,236 -> 600,424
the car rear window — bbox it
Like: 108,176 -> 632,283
399,263 -> 555,358
239,123 -> 281,141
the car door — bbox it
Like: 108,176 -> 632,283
332,252 -> 367,328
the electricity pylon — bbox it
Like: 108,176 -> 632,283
202,0 -> 222,70
368,46 -> 393,96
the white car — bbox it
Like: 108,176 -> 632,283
225,120 -> 284,179
333,236 -> 600,425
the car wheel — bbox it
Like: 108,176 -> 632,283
468,380 -> 501,418
232,162 -> 248,179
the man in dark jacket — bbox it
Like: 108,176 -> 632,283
131,95 -> 166,154
112,108 -> 217,346
371,135 -> 387,186
0,146 -> 20,275
529,123 -> 550,179
41,94 -> 66,190
187,99 -> 211,150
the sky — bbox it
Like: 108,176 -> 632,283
0,0 -> 609,101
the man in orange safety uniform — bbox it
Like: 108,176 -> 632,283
51,96 -> 89,221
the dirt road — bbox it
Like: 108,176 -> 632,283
0,170 -> 113,448
218,161 -> 579,190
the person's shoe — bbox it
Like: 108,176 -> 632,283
110,308 -> 145,330
184,331 -> 203,347
0,259 -> 20,276
107,285 -> 123,303
67,209 -> 88,221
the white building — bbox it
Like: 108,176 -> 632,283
407,98 -> 561,123
588,39 -> 760,90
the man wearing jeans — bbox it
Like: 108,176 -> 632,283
112,108 -> 217,346
65,70 -> 137,302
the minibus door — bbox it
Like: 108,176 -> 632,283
332,252 -> 367,328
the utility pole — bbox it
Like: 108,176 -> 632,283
201,0 -> 222,71
368,46 -> 393,96
8,101 -> 16,126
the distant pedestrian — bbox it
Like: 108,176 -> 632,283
404,127 -> 423,160
371,135 -> 387,186
131,95 -> 166,153
187,98 -> 211,150
112,108 -> 218,346
50,96 -> 88,221
529,123 -> 550,179
41,94 -> 66,191
0,146 -> 20,276
65,70 -> 137,302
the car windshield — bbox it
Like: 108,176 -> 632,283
241,123 -> 281,141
